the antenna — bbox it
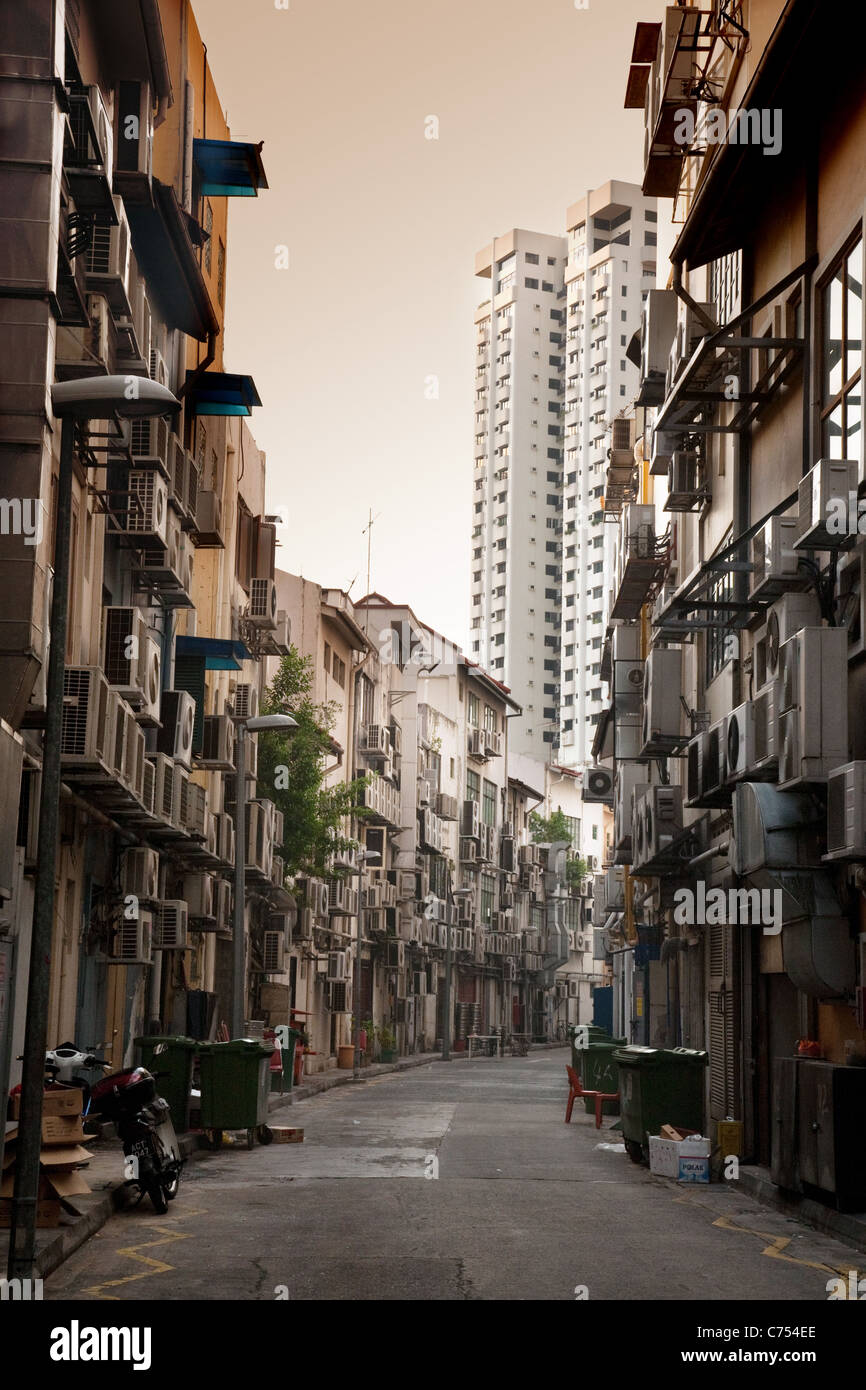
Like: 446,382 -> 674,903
361,508 -> 381,635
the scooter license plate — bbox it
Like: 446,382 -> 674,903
123,1155 -> 139,1181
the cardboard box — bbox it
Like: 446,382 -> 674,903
660,1124 -> 695,1142
650,1133 -> 711,1181
40,1113 -> 90,1147
0,1198 -> 61,1228
678,1155 -> 711,1183
648,1135 -> 680,1177
9,1087 -> 83,1121
270,1126 -> 304,1144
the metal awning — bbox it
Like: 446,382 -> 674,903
193,139 -> 268,197
126,180 -> 220,340
653,258 -> 813,438
175,635 -> 252,670
184,372 -> 262,416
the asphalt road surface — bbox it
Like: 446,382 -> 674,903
46,1050 -> 863,1301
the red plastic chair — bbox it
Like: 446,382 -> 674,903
565,1064 -> 619,1130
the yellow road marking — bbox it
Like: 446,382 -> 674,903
711,1213 -> 861,1280
82,1207 -> 206,1300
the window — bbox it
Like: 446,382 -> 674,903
706,554 -> 734,684
323,640 -> 331,672
525,252 -> 539,265
216,238 -> 226,307
332,653 -> 346,687
483,704 -> 497,732
466,768 -> 480,803
468,692 -> 480,727
482,778 -> 497,826
525,277 -> 539,290
203,202 -> 213,274
819,235 -> 863,459
480,873 -> 496,925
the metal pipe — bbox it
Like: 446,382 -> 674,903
231,725 -> 247,1036
8,416 -> 75,1279
442,875 -> 454,1061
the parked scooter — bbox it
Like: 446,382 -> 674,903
44,1041 -> 183,1214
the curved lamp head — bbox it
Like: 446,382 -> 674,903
52,375 -> 181,420
245,714 -> 298,734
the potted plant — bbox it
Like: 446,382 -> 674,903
378,1024 -> 397,1063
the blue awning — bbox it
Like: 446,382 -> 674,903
193,138 -> 268,197
175,635 -> 252,670
184,371 -> 262,416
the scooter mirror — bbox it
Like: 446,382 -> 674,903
153,1043 -> 168,1056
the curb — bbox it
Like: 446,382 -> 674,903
736,1164 -> 866,1253
34,1131 -> 203,1280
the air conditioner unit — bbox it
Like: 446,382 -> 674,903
665,451 -> 705,511
116,470 -> 169,547
261,931 -> 285,974
193,489 -> 223,547
641,647 -> 683,754
179,778 -> 207,837
273,610 -> 291,653
639,288 -> 678,405
794,458 -> 859,551
837,545 -> 866,664
154,900 -> 189,949
113,910 -> 153,964
114,78 -> 154,182
435,792 -> 459,821
614,763 -> 650,860
327,949 -> 347,982
824,762 -> 866,861
460,799 -> 481,839
500,834 -> 516,872
750,515 -> 806,599
148,752 -> 177,827
200,714 -> 235,771
395,869 -> 417,900
214,879 -> 232,933
468,727 -> 486,758
459,837 -> 478,864
605,864 -> 625,910
184,451 -> 199,528
229,682 -> 259,723
60,667 -> 115,778
157,690 -> 195,770
756,591 -> 823,688
183,873 -> 215,920
633,784 -> 682,870
297,907 -> 315,939
484,729 -> 502,757
128,414 -> 170,479
215,811 -> 235,865
360,724 -> 391,757
776,628 -> 848,787
568,979 -> 580,998
700,719 -> 727,804
386,940 -> 405,970
724,702 -> 757,785
121,847 -> 159,902
249,577 -> 278,629
583,765 -> 614,804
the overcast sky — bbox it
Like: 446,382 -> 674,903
193,0 -> 655,649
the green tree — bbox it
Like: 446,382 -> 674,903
256,647 -> 368,875
528,809 -> 573,844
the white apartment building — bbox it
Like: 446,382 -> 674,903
558,181 -> 658,770
470,229 -> 569,764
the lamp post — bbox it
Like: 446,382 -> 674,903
441,878 -> 473,1063
350,849 -> 380,1079
232,713 -> 297,1039
8,377 -> 180,1281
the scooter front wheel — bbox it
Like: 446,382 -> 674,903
145,1175 -> 168,1214
164,1167 -> 181,1201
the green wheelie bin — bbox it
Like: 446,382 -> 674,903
569,1024 -> 612,1076
577,1035 -> 626,1115
612,1045 -> 708,1164
134,1035 -> 196,1132
270,1025 -> 303,1093
197,1039 -> 275,1149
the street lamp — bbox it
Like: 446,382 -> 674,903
441,879 -> 474,1063
9,376 -> 180,1281
349,849 -> 380,1079
232,713 -> 298,1038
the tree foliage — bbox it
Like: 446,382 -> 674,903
256,647 -> 368,875
528,809 -> 574,845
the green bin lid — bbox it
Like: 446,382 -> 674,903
134,1035 -> 196,1047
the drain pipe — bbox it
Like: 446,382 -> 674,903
672,261 -> 717,334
